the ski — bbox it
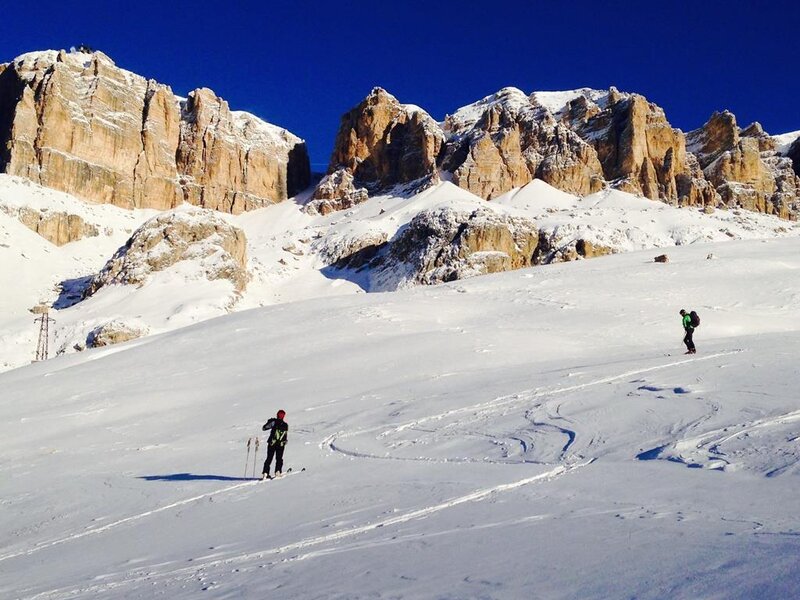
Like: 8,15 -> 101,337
259,467 -> 305,482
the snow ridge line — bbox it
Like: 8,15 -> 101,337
25,461 -> 589,599
0,479 -> 261,564
324,350 -> 744,459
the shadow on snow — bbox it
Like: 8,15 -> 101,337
138,473 -> 256,482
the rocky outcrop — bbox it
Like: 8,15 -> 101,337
8,206 -> 99,245
441,88 -> 605,199
368,207 -> 539,290
86,207 -> 249,295
741,122 -> 776,152
0,50 -> 310,213
562,90 -> 714,206
306,167 -> 369,215
687,111 -> 797,217
327,87 -> 444,189
534,229 -> 615,264
86,320 -> 148,348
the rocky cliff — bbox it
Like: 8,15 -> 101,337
319,87 -> 800,219
686,112 -> 797,217
0,50 -> 310,213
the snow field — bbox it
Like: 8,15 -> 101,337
2,237 -> 800,598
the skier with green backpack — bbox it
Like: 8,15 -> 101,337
261,410 -> 288,480
679,309 -> 699,354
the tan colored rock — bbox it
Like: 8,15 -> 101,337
575,239 -> 614,259
741,122 -> 776,152
12,206 -> 99,245
86,320 -> 149,348
568,91 -> 706,205
441,88 -> 604,199
0,50 -> 310,213
320,86 -> 797,218
327,87 -> 444,189
687,111 -> 794,216
306,167 -> 369,215
86,207 -> 249,295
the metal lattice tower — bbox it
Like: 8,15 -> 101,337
34,308 -> 55,362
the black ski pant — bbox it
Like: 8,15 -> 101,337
683,328 -> 695,352
262,444 -> 285,475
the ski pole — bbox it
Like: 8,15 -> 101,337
253,437 -> 260,479
244,437 -> 252,478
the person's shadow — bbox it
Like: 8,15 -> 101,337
139,473 -> 255,482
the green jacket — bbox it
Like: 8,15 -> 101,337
682,314 -> 693,331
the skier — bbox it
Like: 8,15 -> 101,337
261,410 -> 288,480
680,309 -> 696,354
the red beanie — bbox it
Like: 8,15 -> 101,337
277,409 -> 286,419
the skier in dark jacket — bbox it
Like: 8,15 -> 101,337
261,410 -> 288,479
680,309 -> 696,354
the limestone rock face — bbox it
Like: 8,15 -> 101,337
323,87 -> 605,209
86,207 -> 249,295
321,85 -> 799,218
560,90 -> 713,206
328,87 -> 444,189
741,122 -> 776,152
0,50 -> 310,213
687,111 -> 797,216
9,206 -> 99,245
369,207 -> 539,290
306,167 -> 369,215
441,88 -> 605,199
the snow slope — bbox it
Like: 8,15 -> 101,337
1,237 -> 800,599
3,173 -> 800,373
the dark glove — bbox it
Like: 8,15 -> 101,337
262,418 -> 276,431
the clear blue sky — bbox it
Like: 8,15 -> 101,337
2,1 -> 798,171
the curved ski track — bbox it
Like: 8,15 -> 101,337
323,351 -> 743,465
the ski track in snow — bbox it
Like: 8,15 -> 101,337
21,462 -> 588,600
0,477 -> 277,565
324,351 -> 744,465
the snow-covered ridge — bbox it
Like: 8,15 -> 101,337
445,86 -> 630,132
530,87 -> 623,118
11,49 -> 137,84
773,130 -> 800,154
445,87 -> 532,131
232,111 -> 304,153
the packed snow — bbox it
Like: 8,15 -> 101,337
2,233 -> 800,598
